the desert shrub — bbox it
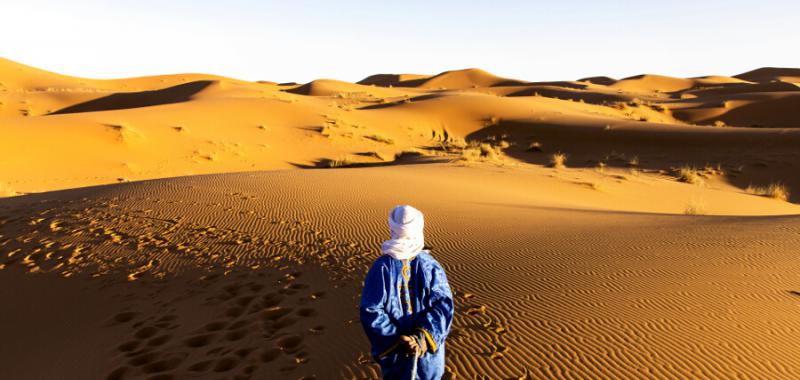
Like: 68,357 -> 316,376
713,120 -> 726,128
364,134 -> 394,144
461,147 -> 482,162
549,153 -> 567,169
746,182 -> 790,202
479,143 -> 498,159
628,156 -> 639,167
684,199 -> 706,215
676,166 -> 703,185
319,157 -> 353,168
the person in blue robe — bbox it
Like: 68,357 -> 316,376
360,205 -> 454,380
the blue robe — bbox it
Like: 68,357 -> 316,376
360,251 -> 454,380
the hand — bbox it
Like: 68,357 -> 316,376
415,332 -> 428,355
399,335 -> 419,355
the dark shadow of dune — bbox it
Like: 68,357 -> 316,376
359,94 -> 446,110
578,76 -> 617,86
289,151 -> 447,169
505,86 -> 628,104
464,120 -> 800,202
357,74 -> 430,88
282,82 -> 315,95
472,202 -> 800,218
49,80 -> 214,115
490,79 -> 530,87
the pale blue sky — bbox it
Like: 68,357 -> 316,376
2,0 -> 798,82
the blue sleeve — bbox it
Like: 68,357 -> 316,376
417,260 -> 454,353
360,260 -> 399,358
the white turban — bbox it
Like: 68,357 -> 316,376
381,205 -> 425,260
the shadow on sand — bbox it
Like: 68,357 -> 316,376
49,80 -> 214,115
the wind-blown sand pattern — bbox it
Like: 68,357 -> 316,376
2,58 -> 800,379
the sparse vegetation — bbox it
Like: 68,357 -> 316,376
628,156 -> 639,167
458,140 -> 503,163
746,183 -> 790,202
684,199 -> 706,215
596,162 -> 607,174
479,143 -> 498,159
320,157 -> 353,168
713,120 -> 726,128
460,146 -> 482,162
527,142 -> 543,152
676,166 -> 703,185
549,153 -> 567,169
364,134 -> 394,144
589,181 -> 604,191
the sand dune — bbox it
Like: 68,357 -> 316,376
2,58 -> 799,198
2,57 -> 800,379
734,67 -> 800,84
3,166 -> 800,379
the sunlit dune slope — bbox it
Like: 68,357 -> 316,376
3,165 -> 800,379
1,57 -> 799,208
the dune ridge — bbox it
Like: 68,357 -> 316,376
2,57 -> 800,379
2,57 -> 799,202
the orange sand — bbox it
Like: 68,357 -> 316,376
2,58 -> 800,379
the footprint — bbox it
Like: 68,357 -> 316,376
112,311 -> 138,324
135,326 -> 160,339
260,348 -> 281,363
188,360 -> 213,372
204,321 -> 227,331
226,307 -> 245,318
272,316 -> 298,329
309,292 -> 325,300
263,306 -> 293,321
296,308 -> 317,318
214,356 -> 240,372
144,375 -> 174,380
277,335 -> 303,351
235,296 -> 255,307
105,366 -> 129,380
118,340 -> 141,352
225,329 -> 247,341
228,320 -> 249,330
235,348 -> 254,358
129,351 -> 158,366
147,334 -> 172,347
184,333 -> 216,348
142,356 -> 183,374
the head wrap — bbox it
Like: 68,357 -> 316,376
381,205 -> 425,260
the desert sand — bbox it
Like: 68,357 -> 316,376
2,57 -> 800,379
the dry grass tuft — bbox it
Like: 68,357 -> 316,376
527,142 -> 543,152
549,153 -> 567,169
746,183 -> 790,202
479,143 -> 499,159
676,166 -> 704,185
684,198 -> 706,215
364,134 -> 394,144
320,157 -> 353,168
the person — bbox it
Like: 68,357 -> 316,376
360,205 -> 454,380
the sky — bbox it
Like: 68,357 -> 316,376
2,0 -> 798,83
